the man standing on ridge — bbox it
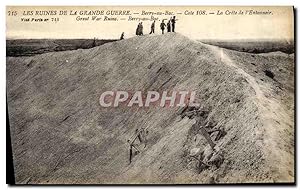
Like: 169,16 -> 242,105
136,23 -> 139,35
171,16 -> 176,32
140,22 -> 144,35
136,22 -> 144,36
149,21 -> 155,34
120,32 -> 124,40
167,18 -> 171,32
160,20 -> 166,34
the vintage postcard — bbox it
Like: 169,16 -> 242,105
6,6 -> 295,184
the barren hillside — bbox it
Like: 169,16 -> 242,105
7,33 -> 294,184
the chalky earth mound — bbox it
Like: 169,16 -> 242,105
7,33 -> 294,184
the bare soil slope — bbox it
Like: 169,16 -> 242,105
7,33 -> 294,184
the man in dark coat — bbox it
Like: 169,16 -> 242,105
120,32 -> 124,40
139,22 -> 144,35
136,23 -> 139,35
149,21 -> 155,34
167,19 -> 171,32
136,22 -> 143,36
160,20 -> 166,34
171,16 -> 176,32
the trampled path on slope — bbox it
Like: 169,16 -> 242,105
202,43 -> 294,181
204,44 -> 264,100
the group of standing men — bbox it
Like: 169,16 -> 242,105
160,16 -> 177,34
136,16 -> 177,36
136,22 -> 144,36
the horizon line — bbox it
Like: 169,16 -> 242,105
6,36 -> 294,41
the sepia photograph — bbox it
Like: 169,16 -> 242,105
6,5 -> 295,185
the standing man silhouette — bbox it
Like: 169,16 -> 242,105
149,21 -> 155,34
171,16 -> 176,32
167,19 -> 171,32
160,20 -> 166,34
120,32 -> 124,40
140,22 -> 144,35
